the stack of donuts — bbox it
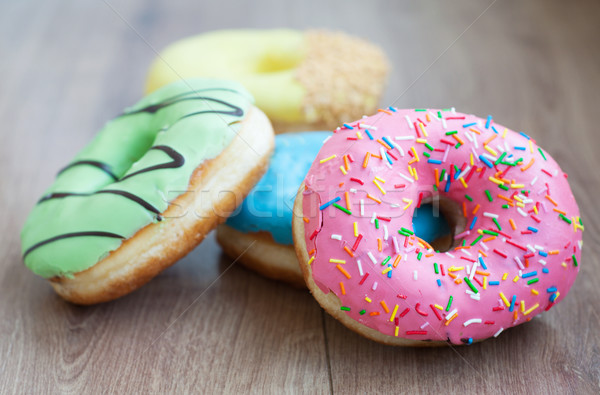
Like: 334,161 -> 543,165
21,29 -> 583,346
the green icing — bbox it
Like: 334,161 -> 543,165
21,78 -> 253,278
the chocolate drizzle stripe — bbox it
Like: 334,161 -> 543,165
119,145 -> 184,181
38,190 -> 162,216
122,88 -> 244,116
57,160 -> 119,181
176,96 -> 244,118
23,231 -> 125,259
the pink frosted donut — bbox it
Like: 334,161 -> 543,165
293,108 -> 584,345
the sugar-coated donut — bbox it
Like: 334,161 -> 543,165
293,108 -> 583,345
145,29 -> 389,132
218,132 -> 451,288
21,79 -> 274,305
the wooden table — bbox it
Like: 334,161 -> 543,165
2,0 -> 599,393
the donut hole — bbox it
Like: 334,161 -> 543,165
255,52 -> 301,74
412,197 -> 466,252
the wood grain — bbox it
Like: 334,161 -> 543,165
1,0 -> 598,393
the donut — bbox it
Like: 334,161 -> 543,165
21,79 -> 275,305
217,132 -> 451,288
145,29 -> 389,132
293,108 -> 583,345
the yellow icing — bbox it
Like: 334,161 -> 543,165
145,29 -> 306,124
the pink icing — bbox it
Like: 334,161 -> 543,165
301,109 -> 583,344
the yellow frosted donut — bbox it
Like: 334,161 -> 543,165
145,29 -> 389,132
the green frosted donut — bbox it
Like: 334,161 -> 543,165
21,79 -> 253,279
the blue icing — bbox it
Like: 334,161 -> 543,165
227,132 -> 450,246
226,132 -> 331,244
412,204 -> 451,246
